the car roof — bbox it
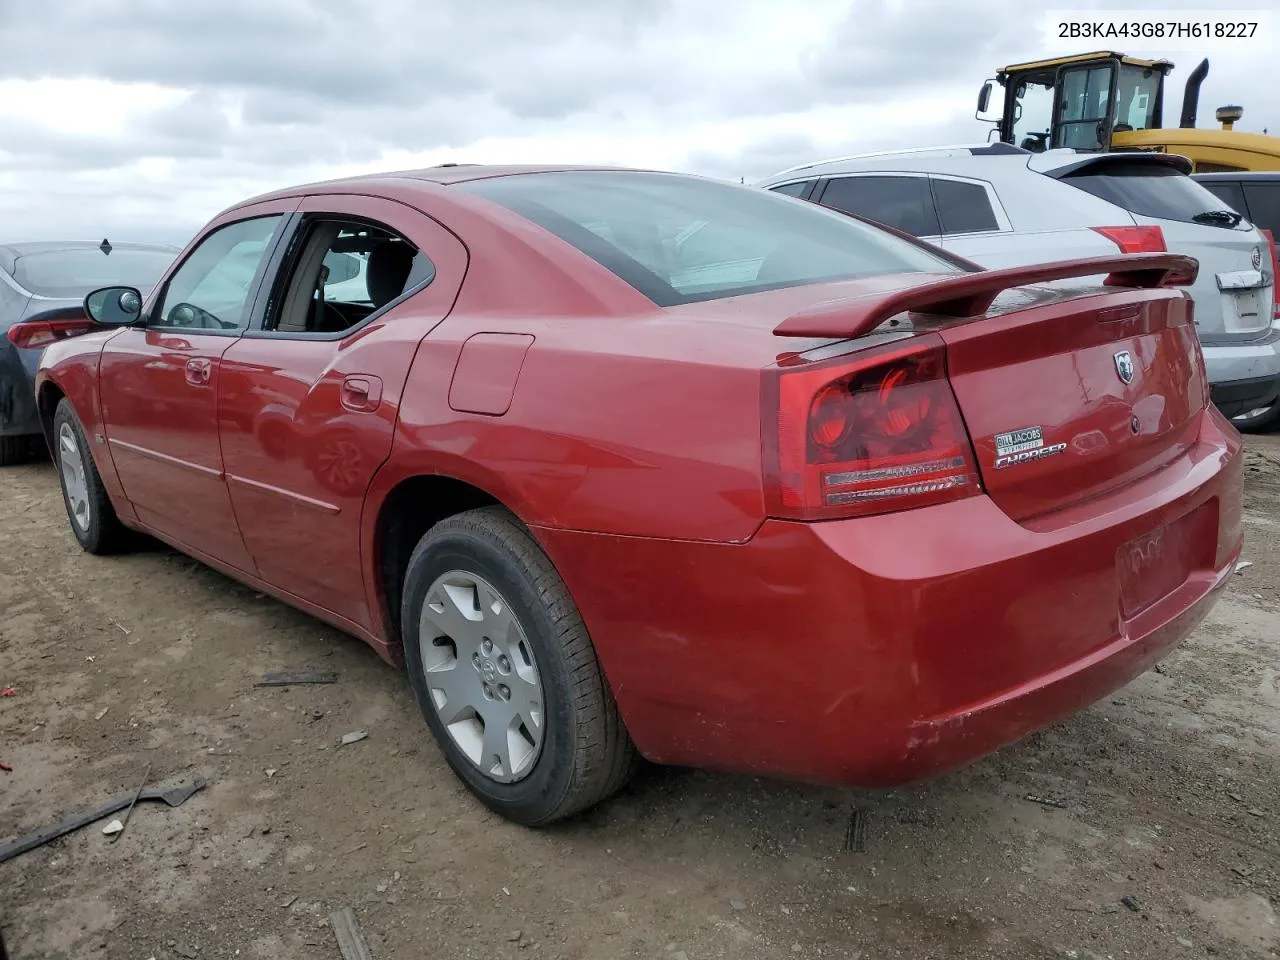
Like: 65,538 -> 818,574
759,143 -> 1033,182
236,164 -> 663,208
0,240 -> 181,275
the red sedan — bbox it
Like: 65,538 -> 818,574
35,165 -> 1243,826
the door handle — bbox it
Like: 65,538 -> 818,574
185,358 -> 212,386
340,375 -> 383,413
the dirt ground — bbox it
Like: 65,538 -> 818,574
1,436 -> 1278,960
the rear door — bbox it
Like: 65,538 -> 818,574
217,195 -> 467,630
1056,159 -> 1274,342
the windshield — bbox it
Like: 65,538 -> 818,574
13,248 -> 176,298
1062,160 -> 1248,227
458,171 -> 959,307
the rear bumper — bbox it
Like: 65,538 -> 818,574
0,343 -> 40,437
1210,372 -> 1280,419
533,408 -> 1243,788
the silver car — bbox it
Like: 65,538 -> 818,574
759,145 -> 1279,431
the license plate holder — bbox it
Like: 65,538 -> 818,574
1117,502 -> 1216,618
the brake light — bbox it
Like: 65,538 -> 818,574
762,333 -> 982,521
1092,225 -> 1167,254
6,317 -> 95,349
1259,228 -> 1280,321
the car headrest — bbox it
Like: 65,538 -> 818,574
366,241 -> 415,309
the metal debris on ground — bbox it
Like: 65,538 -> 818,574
330,906 -> 375,960
340,730 -> 368,746
255,670 -> 338,687
1024,794 -> 1068,809
109,762 -> 153,842
1121,895 -> 1141,912
0,778 -> 206,864
843,807 -> 867,853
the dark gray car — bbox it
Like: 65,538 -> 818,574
1,240 -> 178,464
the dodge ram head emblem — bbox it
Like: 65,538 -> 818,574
1114,350 -> 1135,385
1253,246 -> 1263,270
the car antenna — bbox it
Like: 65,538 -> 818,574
99,238 -> 112,255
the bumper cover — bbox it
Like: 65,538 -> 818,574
533,409 -> 1244,788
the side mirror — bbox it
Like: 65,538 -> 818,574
977,81 -> 992,115
85,286 -> 143,326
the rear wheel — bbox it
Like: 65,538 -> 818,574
52,399 -> 129,554
401,507 -> 637,826
0,435 -> 35,466
1231,399 -> 1280,434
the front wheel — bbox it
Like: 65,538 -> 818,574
52,400 -> 129,554
401,507 -> 637,826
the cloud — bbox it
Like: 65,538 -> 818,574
0,0 -> 1275,243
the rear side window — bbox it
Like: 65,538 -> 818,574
1197,180 -> 1248,218
1061,161 -> 1242,226
1242,183 -> 1280,234
770,181 -> 813,199
459,171 -> 957,307
931,179 -> 999,235
818,176 -> 941,237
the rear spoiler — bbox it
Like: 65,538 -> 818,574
773,254 -> 1198,340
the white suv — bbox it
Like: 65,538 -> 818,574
758,145 -> 1280,431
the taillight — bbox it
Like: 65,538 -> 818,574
1092,225 -> 1167,254
6,318 -> 95,349
762,333 -> 982,521
1259,228 -> 1280,321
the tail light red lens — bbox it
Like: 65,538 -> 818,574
6,318 -> 94,349
762,333 -> 982,521
1092,225 -> 1167,254
1259,228 -> 1280,321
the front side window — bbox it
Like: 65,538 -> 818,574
153,216 -> 283,331
1009,77 -> 1055,152
459,172 -> 956,307
818,176 -> 942,238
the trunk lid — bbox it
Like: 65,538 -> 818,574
939,285 -> 1207,522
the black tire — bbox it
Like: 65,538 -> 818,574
52,399 -> 130,554
0,435 -> 34,466
1231,399 -> 1280,434
401,506 -> 638,826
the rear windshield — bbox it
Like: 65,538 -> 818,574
458,171 -> 959,306
13,249 -> 176,298
1061,161 -> 1243,227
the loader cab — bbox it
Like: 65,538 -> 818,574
981,52 -> 1171,154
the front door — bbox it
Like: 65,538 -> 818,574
99,209 -> 293,571
217,195 -> 466,629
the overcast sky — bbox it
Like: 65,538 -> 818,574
1,0 -> 1275,246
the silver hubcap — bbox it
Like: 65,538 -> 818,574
419,572 -> 545,783
58,422 -> 90,532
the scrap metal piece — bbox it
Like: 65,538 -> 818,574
843,807 -> 867,853
330,906 -> 374,960
255,670 -> 338,687
0,779 -> 206,864
110,762 -> 153,843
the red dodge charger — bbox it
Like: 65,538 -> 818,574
34,165 -> 1243,825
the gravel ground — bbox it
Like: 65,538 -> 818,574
1,435 -> 1278,960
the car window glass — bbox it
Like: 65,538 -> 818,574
1197,181 -> 1247,217
1056,64 -> 1112,150
1010,78 -> 1054,152
818,176 -> 941,237
1063,162 -> 1242,226
932,179 -> 999,235
770,181 -> 812,198
153,216 -> 283,331
265,219 -> 433,335
12,249 -> 175,298
1242,183 -> 1280,234
458,171 -> 957,307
